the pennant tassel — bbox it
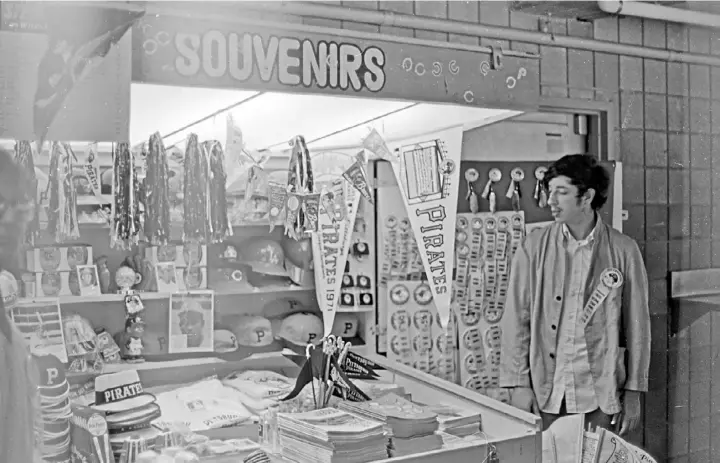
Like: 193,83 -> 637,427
14,141 -> 40,245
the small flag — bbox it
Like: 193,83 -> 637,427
34,4 -> 144,145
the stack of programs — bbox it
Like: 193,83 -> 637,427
338,393 -> 442,457
420,403 -> 482,437
278,408 -> 388,463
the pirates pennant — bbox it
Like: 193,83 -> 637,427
345,350 -> 386,371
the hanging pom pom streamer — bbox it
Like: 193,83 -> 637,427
145,132 -> 171,245
204,140 -> 232,242
14,141 -> 41,244
285,135 -> 314,240
111,142 -> 140,250
183,134 -> 211,244
47,142 -> 80,243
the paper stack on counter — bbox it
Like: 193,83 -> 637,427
419,403 -> 482,437
338,393 -> 442,457
278,408 -> 388,463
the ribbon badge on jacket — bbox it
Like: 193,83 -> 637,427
579,268 -> 624,327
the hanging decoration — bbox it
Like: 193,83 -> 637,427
362,127 -> 463,329
110,142 -> 140,250
144,132 -> 172,245
285,136 -> 314,240
534,166 -> 548,208
46,142 -> 80,243
342,151 -> 373,205
464,168 -> 480,213
14,141 -> 40,244
183,134 -> 210,244
312,180 -> 361,337
481,168 -> 501,214
506,167 -> 524,212
205,140 -> 233,242
267,181 -> 287,233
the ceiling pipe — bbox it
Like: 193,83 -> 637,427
229,1 -> 720,67
597,0 -> 720,28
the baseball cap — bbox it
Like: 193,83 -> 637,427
277,312 -> 323,346
214,329 -> 239,352
239,238 -> 287,277
262,298 -> 317,319
231,315 -> 274,347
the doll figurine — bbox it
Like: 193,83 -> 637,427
120,315 -> 146,362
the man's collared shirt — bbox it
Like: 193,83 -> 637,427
542,218 -> 601,414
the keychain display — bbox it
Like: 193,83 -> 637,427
464,168 -> 480,213
505,168 -> 524,212
480,168 -> 501,213
534,166 -> 548,208
454,211 -> 525,402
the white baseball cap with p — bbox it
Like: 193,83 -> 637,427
91,370 -> 156,413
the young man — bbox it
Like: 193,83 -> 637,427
499,154 -> 650,436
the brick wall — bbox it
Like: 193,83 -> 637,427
296,1 -> 719,460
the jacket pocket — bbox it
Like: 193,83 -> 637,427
615,347 -> 627,388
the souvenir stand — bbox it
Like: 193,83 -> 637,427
0,3 -> 594,463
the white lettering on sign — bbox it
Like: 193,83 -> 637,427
415,204 -> 448,295
174,32 -> 386,92
103,382 -> 144,403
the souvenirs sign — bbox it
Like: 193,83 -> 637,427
132,15 -> 539,109
365,127 -> 463,328
312,182 -> 361,337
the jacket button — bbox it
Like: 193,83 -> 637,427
555,296 -> 562,301
549,353 -> 555,359
551,324 -> 557,330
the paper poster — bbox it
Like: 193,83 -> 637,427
11,298 -> 68,363
169,291 -> 214,353
312,182 -> 361,337
364,126 -> 463,328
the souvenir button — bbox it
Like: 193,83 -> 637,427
357,275 -> 371,289
342,274 -> 354,288
340,293 -> 354,306
359,293 -> 373,306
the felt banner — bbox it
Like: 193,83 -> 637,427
364,126 -> 463,329
312,181 -> 360,337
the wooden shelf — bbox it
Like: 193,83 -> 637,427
19,284 -> 314,305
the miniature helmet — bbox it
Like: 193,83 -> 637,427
281,235 -> 313,270
331,313 -> 359,338
232,315 -> 274,347
277,312 -> 323,346
239,238 -> 287,277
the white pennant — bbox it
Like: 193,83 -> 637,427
376,126 -> 463,329
312,184 -> 361,337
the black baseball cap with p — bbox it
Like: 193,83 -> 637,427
91,370 -> 156,414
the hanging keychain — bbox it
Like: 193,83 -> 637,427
506,168 -> 524,212
464,168 -> 480,213
481,169 -> 502,213
534,166 -> 548,208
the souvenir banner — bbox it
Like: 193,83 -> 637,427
366,127 -> 463,329
312,183 -> 361,337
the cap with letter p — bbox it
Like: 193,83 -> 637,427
91,370 -> 156,413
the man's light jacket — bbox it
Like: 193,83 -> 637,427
499,221 -> 651,415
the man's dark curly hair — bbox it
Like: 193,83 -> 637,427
543,154 -> 610,211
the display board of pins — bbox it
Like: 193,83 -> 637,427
375,184 -> 425,355
341,198 -> 376,313
385,280 -> 458,382
454,211 -> 526,404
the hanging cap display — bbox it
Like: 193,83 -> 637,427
239,238 -> 287,277
277,312 -> 323,346
281,236 -> 313,270
231,315 -> 274,347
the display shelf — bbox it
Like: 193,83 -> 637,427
19,284 -> 314,305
